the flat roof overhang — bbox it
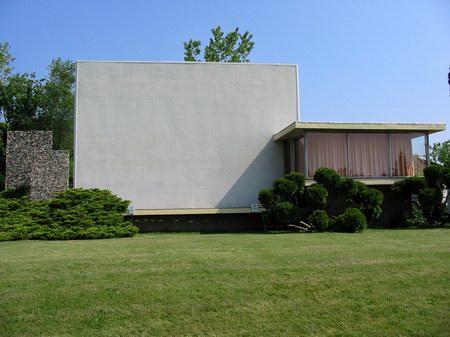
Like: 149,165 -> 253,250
274,121 -> 446,141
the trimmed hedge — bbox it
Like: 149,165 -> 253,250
334,208 -> 367,233
308,209 -> 329,232
259,168 -> 384,232
0,188 -> 138,241
392,165 -> 450,226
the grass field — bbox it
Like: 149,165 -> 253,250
1,229 -> 449,337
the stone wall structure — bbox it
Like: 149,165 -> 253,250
6,131 -> 69,200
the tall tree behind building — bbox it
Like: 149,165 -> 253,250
184,26 -> 255,63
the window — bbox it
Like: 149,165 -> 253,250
306,132 -> 347,177
348,133 -> 389,177
297,132 -> 428,178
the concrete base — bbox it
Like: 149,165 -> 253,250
127,213 -> 264,232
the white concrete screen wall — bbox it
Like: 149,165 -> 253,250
75,61 -> 298,210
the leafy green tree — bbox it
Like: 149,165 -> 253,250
0,73 -> 44,130
0,42 -> 14,84
0,42 -> 76,190
392,165 -> 449,226
184,26 -> 255,62
430,140 -> 450,168
37,58 -> 76,151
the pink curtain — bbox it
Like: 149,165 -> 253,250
391,134 -> 414,176
348,133 -> 389,177
307,133 -> 347,177
295,137 -> 305,174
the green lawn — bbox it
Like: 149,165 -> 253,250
1,229 -> 449,337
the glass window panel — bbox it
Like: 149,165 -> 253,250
294,136 -> 305,175
348,133 -> 389,177
391,133 -> 415,176
412,134 -> 426,176
306,132 -> 347,178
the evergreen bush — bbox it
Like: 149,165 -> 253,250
334,208 -> 367,233
0,188 -> 138,241
304,184 -> 328,210
392,165 -> 449,226
259,168 -> 381,232
308,209 -> 329,232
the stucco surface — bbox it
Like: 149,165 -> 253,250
75,61 -> 298,209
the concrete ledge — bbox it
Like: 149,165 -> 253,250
132,208 -> 256,216
274,121 -> 446,141
305,178 -> 406,186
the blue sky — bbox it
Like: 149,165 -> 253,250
1,0 -> 449,143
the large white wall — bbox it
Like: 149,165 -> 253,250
75,61 -> 298,209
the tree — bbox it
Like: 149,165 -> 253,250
430,140 -> 450,168
0,42 -> 14,84
184,26 -> 255,63
0,73 -> 44,130
36,58 -> 76,151
0,42 -> 76,190
392,165 -> 449,226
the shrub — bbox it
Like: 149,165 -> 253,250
304,184 -> 328,210
406,204 -> 428,228
423,165 -> 444,188
418,187 -> 445,225
273,177 -> 298,201
0,188 -> 138,241
284,172 -> 306,196
0,185 -> 30,199
391,177 -> 427,197
272,202 -> 301,226
259,168 -> 381,231
258,188 -> 278,209
357,188 -> 383,224
308,209 -> 329,232
334,208 -> 367,233
314,167 -> 341,191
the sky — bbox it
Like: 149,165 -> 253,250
1,0 -> 449,143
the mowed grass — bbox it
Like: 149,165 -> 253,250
1,229 -> 449,337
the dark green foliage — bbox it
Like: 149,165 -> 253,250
0,188 -> 138,241
184,26 -> 255,63
313,167 -> 341,191
259,168 -> 381,231
308,209 -> 329,232
272,202 -> 301,226
0,43 -> 76,191
284,172 -> 306,192
334,208 -> 367,233
0,184 -> 30,199
353,186 -> 383,224
430,140 -> 450,168
391,176 -> 427,197
304,184 -> 328,210
423,165 -> 444,188
272,172 -> 306,204
418,188 -> 445,225
258,188 -> 278,209
273,177 -> 298,200
392,164 -> 449,226
405,204 -> 427,228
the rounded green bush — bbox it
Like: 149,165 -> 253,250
304,184 -> 328,210
308,209 -> 329,232
334,208 -> 367,233
258,188 -> 278,209
273,177 -> 298,200
0,188 -> 138,241
313,167 -> 341,191
272,202 -> 301,226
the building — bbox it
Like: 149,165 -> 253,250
74,61 -> 445,229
